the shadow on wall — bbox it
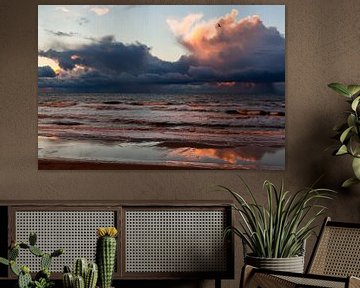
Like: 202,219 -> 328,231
289,108 -> 360,222
286,104 -> 360,267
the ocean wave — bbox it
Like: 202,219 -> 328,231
109,118 -> 284,129
226,109 -> 285,116
84,103 -> 285,116
39,101 -> 78,108
38,128 -> 284,148
38,93 -> 285,150
51,121 -> 83,126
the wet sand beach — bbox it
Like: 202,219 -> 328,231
38,159 -> 205,170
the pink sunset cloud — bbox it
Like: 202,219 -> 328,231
167,9 -> 284,72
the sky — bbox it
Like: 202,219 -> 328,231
38,5 -> 285,93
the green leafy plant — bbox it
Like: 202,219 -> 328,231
328,82 -> 360,187
33,278 -> 54,288
222,179 -> 335,258
0,232 -> 63,288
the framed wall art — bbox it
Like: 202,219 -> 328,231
38,5 -> 285,170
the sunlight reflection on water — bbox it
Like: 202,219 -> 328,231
38,136 -> 284,169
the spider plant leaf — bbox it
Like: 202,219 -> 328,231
219,185 -> 245,205
223,179 -> 335,258
237,176 -> 259,206
226,226 -> 254,251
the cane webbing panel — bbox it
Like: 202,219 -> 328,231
125,210 -> 227,273
309,226 -> 360,277
277,275 -> 345,288
248,273 -> 297,288
15,211 -> 115,272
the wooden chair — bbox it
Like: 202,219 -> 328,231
241,217 -> 360,288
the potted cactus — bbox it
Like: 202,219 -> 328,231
62,258 -> 98,288
0,232 -> 64,288
96,227 -> 118,288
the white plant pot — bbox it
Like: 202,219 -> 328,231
245,254 -> 305,273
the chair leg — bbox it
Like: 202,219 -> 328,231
240,265 -> 255,288
215,278 -> 221,288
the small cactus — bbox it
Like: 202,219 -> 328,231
18,268 -> 32,288
51,248 -> 64,258
9,247 -> 19,260
29,232 -> 37,246
85,263 -> 98,288
63,272 -> 74,288
96,227 -> 118,288
10,260 -> 20,276
0,232 -> 64,288
64,265 -> 72,273
63,259 -> 98,288
29,246 -> 44,257
74,275 -> 85,288
21,265 -> 30,274
74,258 -> 88,279
41,253 -> 52,270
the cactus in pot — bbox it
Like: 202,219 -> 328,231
19,266 -> 32,288
74,258 -> 88,280
62,259 -> 98,288
96,227 -> 118,288
0,232 -> 63,288
73,275 -> 85,288
85,262 -> 98,288
63,266 -> 74,288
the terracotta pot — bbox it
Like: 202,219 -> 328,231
245,254 -> 304,273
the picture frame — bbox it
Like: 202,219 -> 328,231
38,4 -> 285,170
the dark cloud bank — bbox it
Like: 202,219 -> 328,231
38,16 -> 285,93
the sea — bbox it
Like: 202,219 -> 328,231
38,92 -> 285,169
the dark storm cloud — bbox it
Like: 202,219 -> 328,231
38,66 -> 56,78
39,36 -> 159,74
